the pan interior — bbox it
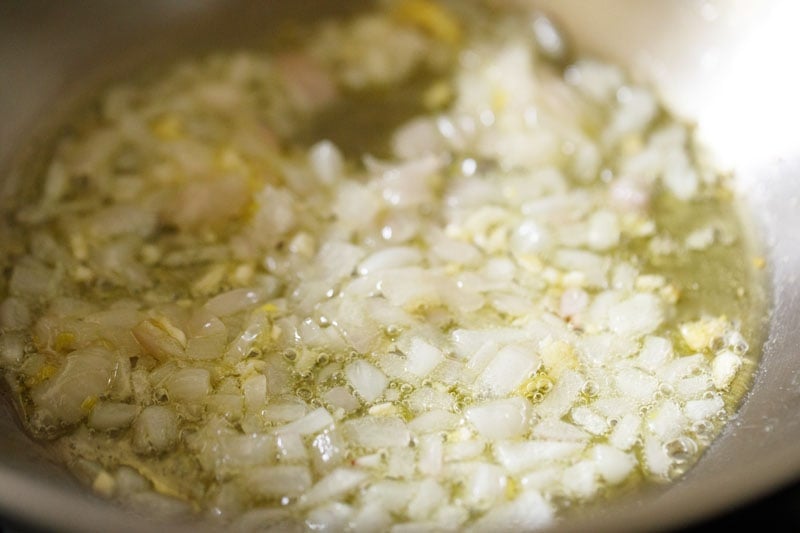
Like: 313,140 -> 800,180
0,1 -> 797,532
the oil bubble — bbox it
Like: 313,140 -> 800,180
664,436 -> 697,463
384,324 -> 401,338
658,383 -> 674,397
691,420 -> 712,437
296,387 -> 313,400
581,380 -> 599,397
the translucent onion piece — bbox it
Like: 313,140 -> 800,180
88,402 -> 139,431
345,360 -> 388,403
133,405 -> 179,454
466,397 -> 532,440
31,346 -> 116,428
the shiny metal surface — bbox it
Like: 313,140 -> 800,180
1,1 -> 798,531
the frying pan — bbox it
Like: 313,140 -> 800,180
0,1 -> 798,531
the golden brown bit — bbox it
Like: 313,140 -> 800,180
54,331 -> 76,352
215,146 -> 249,174
680,316 -> 728,352
504,476 -> 520,499
91,471 -> 116,498
752,256 -> 766,270
150,113 -> 183,140
736,286 -> 746,298
491,88 -> 509,113
132,317 -> 187,361
392,0 -> 462,45
423,80 -> 454,110
81,395 -> 98,412
659,283 -> 681,304
192,264 -> 228,296
72,265 -> 95,283
28,364 -> 58,386
539,339 -> 577,379
260,302 -> 280,314
620,134 -> 644,155
714,186 -> 734,201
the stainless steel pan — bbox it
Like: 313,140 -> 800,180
1,1 -> 798,531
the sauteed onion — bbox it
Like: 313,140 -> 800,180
0,2 -> 760,531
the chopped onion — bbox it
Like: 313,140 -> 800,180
132,318 -> 186,361
0,297 -> 31,330
554,249 -> 609,289
357,247 -> 423,276
417,434 -> 444,476
242,374 -> 267,414
205,288 -> 266,317
132,405 -> 178,454
165,368 -> 211,404
561,460 -> 598,498
185,310 -> 227,360
9,257 -> 59,298
401,337 -> 445,378
532,418 -> 589,442
608,414 -> 642,451
636,336 -> 674,371
477,344 -> 539,397
323,386 -> 360,413
533,369 -> 583,419
0,332 -> 24,365
461,462 -> 506,507
0,6 -> 755,529
647,400 -> 687,441
88,402 -> 139,431
243,465 -> 312,499
213,432 -> 277,472
342,416 -> 410,449
276,432 -> 308,462
407,478 -> 447,521
309,140 -> 344,185
275,407 -> 334,436
305,502 -> 354,532
711,350 -> 742,390
310,429 -> 346,473
608,293 -> 664,338
345,360 -> 388,402
684,396 -> 725,422
408,410 -> 461,434
643,434 -> 671,478
614,367 -> 658,403
406,387 -> 455,414
591,444 -> 635,484
571,406 -> 608,436
467,491 -> 554,533
299,468 -> 369,509
350,504 -> 393,533
362,481 -> 417,515
31,346 -> 116,428
466,397 -> 531,440
494,440 -> 583,474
